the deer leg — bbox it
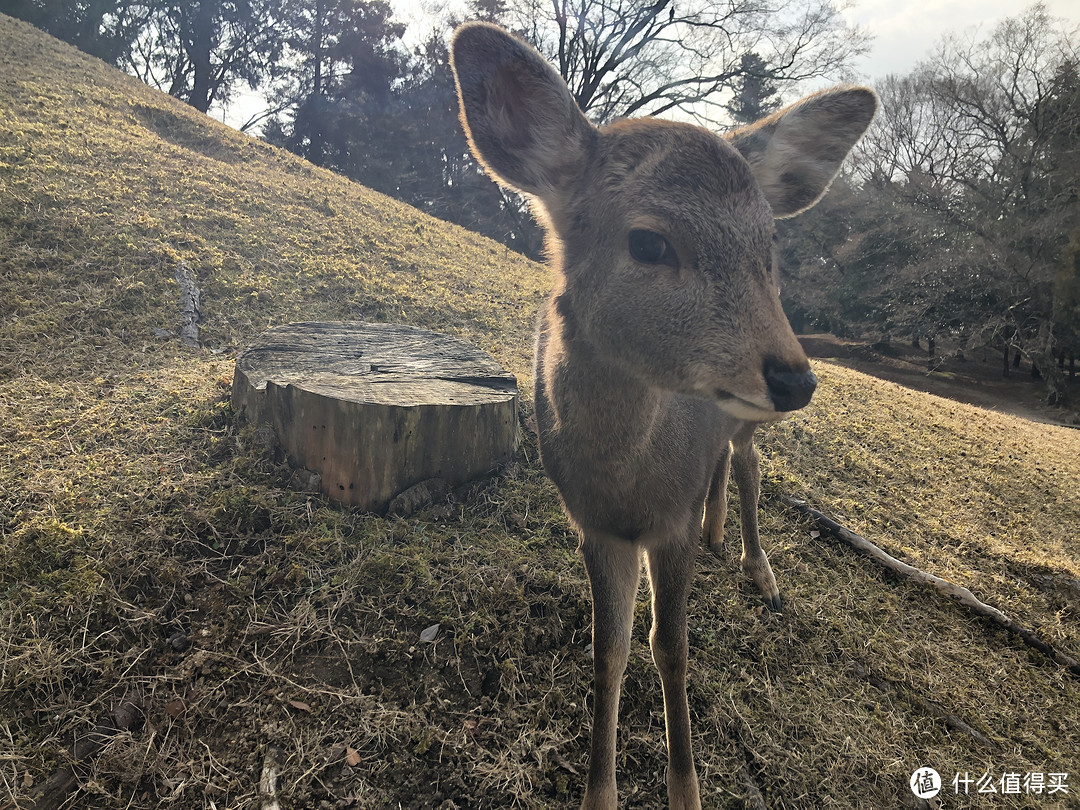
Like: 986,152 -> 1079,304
580,534 -> 641,810
731,429 -> 782,611
644,532 -> 701,810
702,442 -> 732,555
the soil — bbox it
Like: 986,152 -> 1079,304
799,333 -> 1080,428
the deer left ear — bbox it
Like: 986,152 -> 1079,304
451,22 -> 597,199
729,86 -> 877,218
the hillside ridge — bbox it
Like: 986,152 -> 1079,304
0,11 -> 549,389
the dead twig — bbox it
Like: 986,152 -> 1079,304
782,495 -> 1080,679
25,695 -> 142,810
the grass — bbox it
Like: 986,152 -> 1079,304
1,11 -> 1079,809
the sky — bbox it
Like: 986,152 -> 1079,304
840,0 -> 1079,81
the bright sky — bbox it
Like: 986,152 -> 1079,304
842,0 -> 1079,80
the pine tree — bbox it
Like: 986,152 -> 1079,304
725,53 -> 779,125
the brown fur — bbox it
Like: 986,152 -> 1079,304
451,22 -> 876,809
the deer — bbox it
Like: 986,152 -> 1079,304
450,22 -> 876,810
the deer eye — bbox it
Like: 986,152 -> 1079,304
628,229 -> 678,268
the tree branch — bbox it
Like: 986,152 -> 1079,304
781,495 -> 1080,679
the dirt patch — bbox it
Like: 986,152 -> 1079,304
799,333 -> 1080,428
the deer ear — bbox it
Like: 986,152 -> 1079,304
729,86 -> 877,218
451,22 -> 596,198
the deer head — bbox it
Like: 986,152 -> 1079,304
451,22 -> 876,419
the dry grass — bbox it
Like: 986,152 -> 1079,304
1,12 -> 1078,809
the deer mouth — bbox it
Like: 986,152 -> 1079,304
713,389 -> 783,422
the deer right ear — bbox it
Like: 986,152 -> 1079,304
728,86 -> 877,218
451,22 -> 596,198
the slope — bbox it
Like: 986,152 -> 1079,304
1,13 -> 1078,809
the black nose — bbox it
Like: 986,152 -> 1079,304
764,357 -> 817,412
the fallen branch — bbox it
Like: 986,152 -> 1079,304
26,696 -> 142,810
740,769 -> 767,810
175,259 -> 201,348
259,746 -> 284,810
853,664 -> 997,748
727,715 -> 768,810
781,495 -> 1080,679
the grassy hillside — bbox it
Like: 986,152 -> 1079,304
1,13 -> 1078,809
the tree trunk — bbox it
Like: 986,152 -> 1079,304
1030,320 -> 1064,404
187,1 -> 216,113
309,0 -> 326,166
232,322 -> 519,513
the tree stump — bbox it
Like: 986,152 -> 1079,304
232,322 -> 519,513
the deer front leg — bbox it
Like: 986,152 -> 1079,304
731,428 -> 782,611
645,533 -> 701,810
580,534 -> 641,810
702,442 -> 732,554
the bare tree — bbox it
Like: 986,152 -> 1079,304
125,0 -> 285,114
498,0 -> 869,124
0,0 -> 150,64
850,3 -> 1080,402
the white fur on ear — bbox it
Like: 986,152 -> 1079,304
729,87 -> 878,217
451,22 -> 596,198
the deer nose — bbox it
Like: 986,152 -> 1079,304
763,357 -> 817,412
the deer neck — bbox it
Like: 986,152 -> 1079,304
539,289 -> 670,453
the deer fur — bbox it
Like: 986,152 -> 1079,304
451,22 -> 876,809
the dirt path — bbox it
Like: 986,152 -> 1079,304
799,334 -> 1080,429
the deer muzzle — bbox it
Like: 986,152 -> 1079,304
763,357 -> 817,412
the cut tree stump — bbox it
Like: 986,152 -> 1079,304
232,322 -> 519,513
